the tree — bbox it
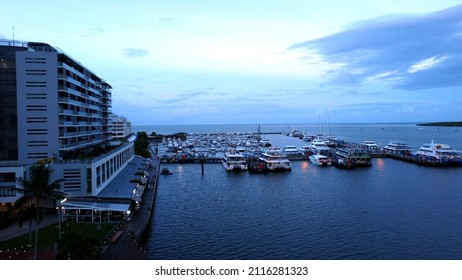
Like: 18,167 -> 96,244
16,205 -> 41,244
15,162 -> 66,260
134,131 -> 151,158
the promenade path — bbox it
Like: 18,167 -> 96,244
101,153 -> 160,260
1,153 -> 160,260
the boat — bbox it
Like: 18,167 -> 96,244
414,141 -> 462,166
333,148 -> 372,167
247,156 -> 268,173
309,141 -> 330,155
283,145 -> 299,155
362,140 -> 380,150
302,134 -> 316,142
160,167 -> 173,175
258,147 -> 292,171
222,152 -> 248,171
299,145 -> 311,154
309,154 -> 332,166
259,139 -> 272,147
382,140 -> 413,158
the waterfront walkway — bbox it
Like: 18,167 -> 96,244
101,153 -> 160,260
0,153 -> 160,260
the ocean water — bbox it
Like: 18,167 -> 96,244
139,123 -> 462,259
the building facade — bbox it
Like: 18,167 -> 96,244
0,40 -> 136,208
109,113 -> 132,140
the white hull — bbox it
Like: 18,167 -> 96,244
222,162 -> 248,171
309,154 -> 332,166
222,153 -> 248,171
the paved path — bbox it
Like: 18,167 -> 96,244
101,153 -> 160,260
0,214 -> 58,242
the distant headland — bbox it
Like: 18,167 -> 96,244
417,121 -> 462,127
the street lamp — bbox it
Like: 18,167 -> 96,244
58,198 -> 67,239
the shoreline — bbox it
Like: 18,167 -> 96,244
416,121 -> 462,127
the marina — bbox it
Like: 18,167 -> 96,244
143,123 -> 462,260
153,126 -> 462,168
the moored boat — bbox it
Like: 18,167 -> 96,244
309,154 -> 332,166
333,148 -> 372,168
363,140 -> 380,150
309,141 -> 330,156
414,141 -> 462,166
383,140 -> 413,156
283,145 -> 300,155
258,147 -> 292,171
222,152 -> 248,171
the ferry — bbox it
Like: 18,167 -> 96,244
309,141 -> 330,156
283,145 -> 300,155
363,140 -> 380,149
382,140 -> 413,156
333,148 -> 372,167
258,147 -> 292,171
222,152 -> 248,171
414,141 -> 462,166
309,154 -> 332,166
299,145 -> 311,154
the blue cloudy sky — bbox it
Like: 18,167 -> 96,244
1,0 -> 461,125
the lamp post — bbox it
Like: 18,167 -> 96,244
58,198 -> 67,239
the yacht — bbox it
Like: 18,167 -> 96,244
259,139 -> 272,147
302,134 -> 316,142
414,141 -> 462,166
309,154 -> 332,166
299,145 -> 311,154
283,145 -> 299,155
258,147 -> 292,171
309,141 -> 330,155
363,140 -> 380,149
382,140 -> 412,156
222,152 -> 248,171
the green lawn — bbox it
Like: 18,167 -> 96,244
0,222 -> 118,251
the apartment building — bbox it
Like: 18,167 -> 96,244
109,113 -> 132,139
0,40 -> 140,210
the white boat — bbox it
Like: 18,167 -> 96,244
309,141 -> 330,155
363,140 -> 380,149
302,134 -> 316,142
283,145 -> 299,155
222,152 -> 248,171
258,147 -> 291,171
309,154 -> 332,166
259,139 -> 272,147
414,141 -> 462,165
299,145 -> 311,154
382,140 -> 412,155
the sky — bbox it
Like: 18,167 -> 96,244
1,0 -> 462,125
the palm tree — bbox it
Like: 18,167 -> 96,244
16,205 -> 41,244
15,162 -> 65,259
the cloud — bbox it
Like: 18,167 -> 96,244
290,5 -> 462,90
122,48 -> 149,57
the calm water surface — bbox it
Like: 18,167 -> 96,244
141,124 -> 462,259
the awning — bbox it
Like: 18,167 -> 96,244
62,200 -> 130,212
